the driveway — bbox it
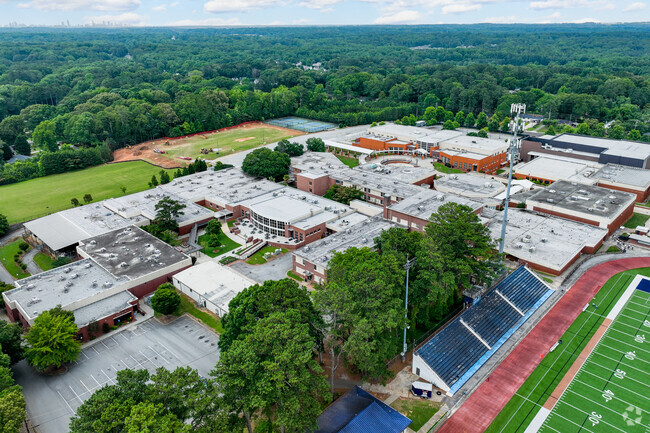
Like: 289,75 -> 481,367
21,247 -> 42,276
13,315 -> 220,433
229,252 -> 293,284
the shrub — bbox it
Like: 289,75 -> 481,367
19,242 -> 29,251
151,283 -> 181,315
52,257 -> 71,268
220,256 -> 237,265
20,263 -> 27,270
102,322 -> 110,334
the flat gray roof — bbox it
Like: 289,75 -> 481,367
513,155 -> 601,183
331,168 -> 425,199
356,163 -> 434,185
77,226 -> 189,280
290,152 -> 347,176
294,217 -> 399,264
434,173 -> 505,198
440,135 -> 509,155
591,164 -> 650,189
103,190 -> 214,225
388,189 -> 485,221
484,209 -> 607,272
74,291 -> 136,327
527,180 -> 636,219
4,258 -> 125,323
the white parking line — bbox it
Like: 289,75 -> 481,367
129,354 -> 146,370
68,385 -> 83,404
79,379 -> 92,393
57,390 -> 75,414
148,345 -> 168,363
100,369 -> 115,385
89,374 -> 101,387
139,349 -> 159,367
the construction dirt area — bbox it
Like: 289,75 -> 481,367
112,122 -> 302,169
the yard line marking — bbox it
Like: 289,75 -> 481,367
599,334 -> 650,356
587,348 -> 650,374
579,365 -> 649,390
573,377 -> 650,404
549,397 -> 631,433
598,343 -> 650,366
57,390 -> 75,414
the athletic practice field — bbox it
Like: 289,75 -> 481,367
485,269 -> 650,433
538,275 -> 650,433
0,161 -> 173,224
113,122 -> 302,167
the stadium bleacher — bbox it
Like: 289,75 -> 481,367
413,266 -> 553,395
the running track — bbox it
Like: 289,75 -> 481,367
438,257 -> 650,433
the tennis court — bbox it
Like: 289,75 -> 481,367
537,275 -> 650,433
265,116 -> 336,133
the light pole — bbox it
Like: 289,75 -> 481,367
499,103 -> 526,255
402,256 -> 417,362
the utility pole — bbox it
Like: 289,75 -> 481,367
499,103 -> 526,255
401,256 -> 417,362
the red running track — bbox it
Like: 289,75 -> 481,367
438,257 -> 650,433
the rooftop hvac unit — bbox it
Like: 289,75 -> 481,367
437,195 -> 445,201
541,238 -> 548,243
529,246 -> 536,253
91,280 -> 97,287
70,273 -> 78,279
549,189 -> 556,193
546,198 -> 555,203
104,282 -> 112,288
418,205 -> 425,211
64,267 -> 71,273
26,284 -> 35,290
588,207 -> 594,212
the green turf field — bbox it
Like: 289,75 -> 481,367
486,268 -> 650,433
0,161 -> 173,224
158,125 -> 301,161
539,282 -> 650,433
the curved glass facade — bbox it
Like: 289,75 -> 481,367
250,210 -> 287,237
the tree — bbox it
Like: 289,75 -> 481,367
413,202 -> 500,322
306,137 -> 325,152
608,124 -> 625,140
477,128 -> 489,138
454,111 -> 466,126
213,311 -> 329,433
0,320 -> 23,365
488,116 -> 500,132
274,139 -> 304,157
241,147 -> 291,181
13,135 -> 30,156
25,309 -> 81,370
151,283 -> 181,315
70,198 -> 80,207
0,347 -> 25,433
546,125 -> 557,135
150,174 -> 159,188
0,214 -> 8,237
220,278 -> 323,353
159,170 -> 171,185
205,219 -> 222,238
442,119 -> 456,130
32,120 -> 58,152
120,186 -> 127,194
124,402 -> 188,433
476,112 -> 488,129
314,248 -> 404,388
323,184 -> 364,205
628,129 -> 642,140
153,196 -> 186,233
83,193 -> 93,204
1,140 -> 12,161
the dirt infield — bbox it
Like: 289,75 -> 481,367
112,122 -> 299,169
438,257 -> 650,433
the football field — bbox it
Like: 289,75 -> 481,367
539,277 -> 650,433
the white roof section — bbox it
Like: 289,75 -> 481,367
331,168 -> 425,200
435,173 -> 505,198
104,190 -> 214,225
440,135 -> 509,156
290,152 -> 347,176
326,212 -> 370,231
592,164 -> 650,189
514,155 -> 602,184
323,140 -> 374,155
484,209 -> 607,273
367,124 -> 463,145
172,261 -> 255,315
554,134 -> 650,160
357,163 -> 434,185
74,291 -> 137,327
388,189 -> 485,221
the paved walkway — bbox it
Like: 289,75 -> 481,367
437,256 -> 650,433
22,248 -> 42,276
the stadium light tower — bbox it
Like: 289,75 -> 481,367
401,256 -> 416,362
499,103 -> 526,255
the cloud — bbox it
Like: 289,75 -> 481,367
483,14 -> 517,22
572,17 -> 600,22
152,4 -> 166,11
529,0 -> 608,9
442,3 -> 481,13
623,2 -> 646,11
86,12 -> 145,25
17,0 -> 140,11
170,17 -> 243,25
299,0 -> 341,8
374,9 -> 420,23
293,18 -> 310,24
203,0 -> 282,13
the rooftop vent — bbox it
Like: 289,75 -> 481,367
91,280 -> 97,288
26,284 -> 35,290
64,267 -> 71,274
70,273 -> 78,279
85,263 -> 92,268
104,281 -> 112,288
529,246 -> 536,253
119,262 -> 128,268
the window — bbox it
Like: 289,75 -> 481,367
309,181 -> 312,185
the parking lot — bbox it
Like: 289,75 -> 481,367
13,316 -> 220,433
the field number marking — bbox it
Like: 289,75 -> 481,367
614,369 -> 626,379
589,411 -> 602,427
602,389 -> 614,403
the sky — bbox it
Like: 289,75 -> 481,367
0,0 -> 648,27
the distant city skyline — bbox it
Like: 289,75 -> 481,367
0,0 -> 647,27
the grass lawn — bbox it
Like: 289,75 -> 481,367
227,220 -> 236,228
0,240 -> 30,279
287,270 -> 302,281
171,293 -> 225,334
0,161 -> 174,224
246,246 -> 288,265
496,169 -> 505,175
158,125 -> 301,161
623,212 -> 650,229
486,268 -> 650,433
33,252 -> 55,271
434,162 -> 463,174
390,398 -> 440,431
198,233 -> 241,258
335,154 -> 359,168
606,245 -> 621,253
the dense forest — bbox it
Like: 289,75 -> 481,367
0,24 -> 648,161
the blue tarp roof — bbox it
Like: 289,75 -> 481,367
313,387 -> 412,433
